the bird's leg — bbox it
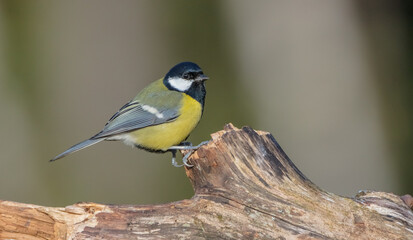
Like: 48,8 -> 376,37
170,149 -> 183,167
179,141 -> 193,147
168,141 -> 210,167
169,141 -> 210,151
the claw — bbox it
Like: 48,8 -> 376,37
196,140 -> 210,148
182,151 -> 194,167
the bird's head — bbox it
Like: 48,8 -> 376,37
164,62 -> 208,93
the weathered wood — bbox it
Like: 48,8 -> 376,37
1,124 -> 412,239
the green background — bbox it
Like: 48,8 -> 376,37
0,0 -> 411,206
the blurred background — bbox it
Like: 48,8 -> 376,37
0,0 -> 411,207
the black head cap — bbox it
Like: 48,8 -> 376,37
165,62 -> 203,79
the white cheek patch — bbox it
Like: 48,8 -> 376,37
168,77 -> 193,92
142,105 -> 164,119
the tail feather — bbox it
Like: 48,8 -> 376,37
50,138 -> 104,162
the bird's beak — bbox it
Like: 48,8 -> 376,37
195,74 -> 209,82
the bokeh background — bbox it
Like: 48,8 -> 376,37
0,0 -> 411,207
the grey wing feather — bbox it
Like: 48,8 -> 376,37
50,138 -> 104,161
91,102 -> 179,139
51,94 -> 179,161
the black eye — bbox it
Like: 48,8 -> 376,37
183,73 -> 189,79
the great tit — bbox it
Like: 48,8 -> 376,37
51,62 -> 208,167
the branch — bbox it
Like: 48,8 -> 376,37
1,124 -> 412,239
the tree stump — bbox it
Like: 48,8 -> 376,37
1,124 -> 412,239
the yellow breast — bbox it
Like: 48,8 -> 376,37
128,94 -> 203,151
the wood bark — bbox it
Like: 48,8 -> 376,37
1,124 -> 412,240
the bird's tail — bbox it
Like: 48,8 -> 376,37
50,138 -> 104,162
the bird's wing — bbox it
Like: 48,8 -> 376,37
91,93 -> 181,139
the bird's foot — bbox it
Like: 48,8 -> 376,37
171,150 -> 183,167
169,140 -> 210,167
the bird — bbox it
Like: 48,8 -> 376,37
51,62 -> 209,167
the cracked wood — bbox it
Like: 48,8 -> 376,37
0,124 -> 412,239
